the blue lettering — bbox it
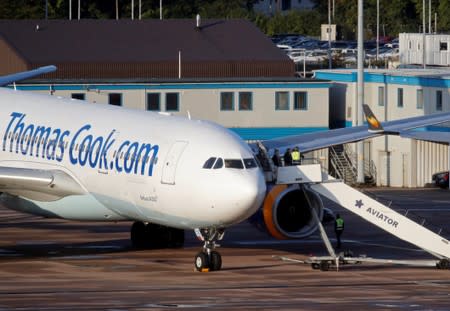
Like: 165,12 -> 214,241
32,126 -> 51,158
12,114 -> 26,153
99,130 -> 115,170
3,112 -> 23,152
70,125 -> 91,165
88,136 -> 103,168
1,112 -> 160,178
135,144 -> 159,176
46,128 -> 61,160
55,130 -> 70,162
78,134 -> 93,166
20,124 -> 34,155
115,141 -> 129,173
124,142 -> 138,173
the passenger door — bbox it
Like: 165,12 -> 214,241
161,141 -> 188,185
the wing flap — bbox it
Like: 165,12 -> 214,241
0,167 -> 87,201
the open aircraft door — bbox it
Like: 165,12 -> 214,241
161,141 -> 188,185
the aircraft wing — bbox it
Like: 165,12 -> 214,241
0,65 -> 57,86
0,166 -> 87,201
399,130 -> 450,144
261,105 -> 450,152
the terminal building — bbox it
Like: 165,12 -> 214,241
315,68 -> 450,187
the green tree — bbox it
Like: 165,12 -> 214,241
436,1 -> 450,33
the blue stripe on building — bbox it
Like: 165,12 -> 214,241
315,71 -> 450,88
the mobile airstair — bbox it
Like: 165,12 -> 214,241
275,164 -> 450,270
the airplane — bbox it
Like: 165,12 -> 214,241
1,66 -> 450,272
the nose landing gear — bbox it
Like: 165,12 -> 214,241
194,228 -> 225,272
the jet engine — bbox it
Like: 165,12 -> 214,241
249,184 -> 324,239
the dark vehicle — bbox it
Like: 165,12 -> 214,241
432,171 -> 449,188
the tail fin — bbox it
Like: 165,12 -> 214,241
363,104 -> 384,133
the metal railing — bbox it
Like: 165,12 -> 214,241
330,145 -> 377,185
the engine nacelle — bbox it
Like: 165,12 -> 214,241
249,184 -> 323,239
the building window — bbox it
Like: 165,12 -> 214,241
71,93 -> 85,100
220,92 -> 234,111
397,88 -> 403,108
378,86 -> 384,106
436,90 -> 443,111
293,92 -> 307,110
275,91 -> 289,110
440,42 -> 448,51
166,93 -> 179,111
238,92 -> 252,111
416,89 -> 423,109
147,93 -> 160,111
108,93 -> 122,106
281,0 -> 291,10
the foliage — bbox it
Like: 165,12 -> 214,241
0,0 -> 449,38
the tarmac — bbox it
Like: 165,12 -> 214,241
0,187 -> 449,310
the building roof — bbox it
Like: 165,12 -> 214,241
0,19 -> 295,79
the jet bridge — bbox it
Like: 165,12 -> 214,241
277,164 -> 450,268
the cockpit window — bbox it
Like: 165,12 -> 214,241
243,158 -> 258,169
203,157 -> 216,169
224,159 -> 244,169
213,158 -> 223,169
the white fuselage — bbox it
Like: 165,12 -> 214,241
0,88 -> 266,229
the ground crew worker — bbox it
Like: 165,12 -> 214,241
272,149 -> 282,167
283,148 -> 292,166
291,146 -> 301,165
334,213 -> 344,248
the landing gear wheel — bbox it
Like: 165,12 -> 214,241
320,260 -> 330,271
194,252 -> 209,272
193,228 -> 225,272
131,221 -> 146,248
209,251 -> 222,271
311,263 -> 320,270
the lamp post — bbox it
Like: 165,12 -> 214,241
423,0 -> 426,69
376,0 -> 379,61
429,0 -> 431,33
131,0 -> 134,20
357,0 -> 364,183
328,0 -> 332,69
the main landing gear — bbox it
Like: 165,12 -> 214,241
194,228 -> 225,272
130,221 -> 184,249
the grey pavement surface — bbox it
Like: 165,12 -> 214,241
0,187 -> 449,310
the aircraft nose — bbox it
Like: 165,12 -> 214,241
221,171 -> 266,225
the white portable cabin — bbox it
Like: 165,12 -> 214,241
400,33 -> 450,66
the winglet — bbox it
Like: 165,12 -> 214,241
363,104 -> 384,133
0,65 -> 57,86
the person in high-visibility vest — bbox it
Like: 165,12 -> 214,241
334,214 -> 344,248
291,146 -> 301,165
